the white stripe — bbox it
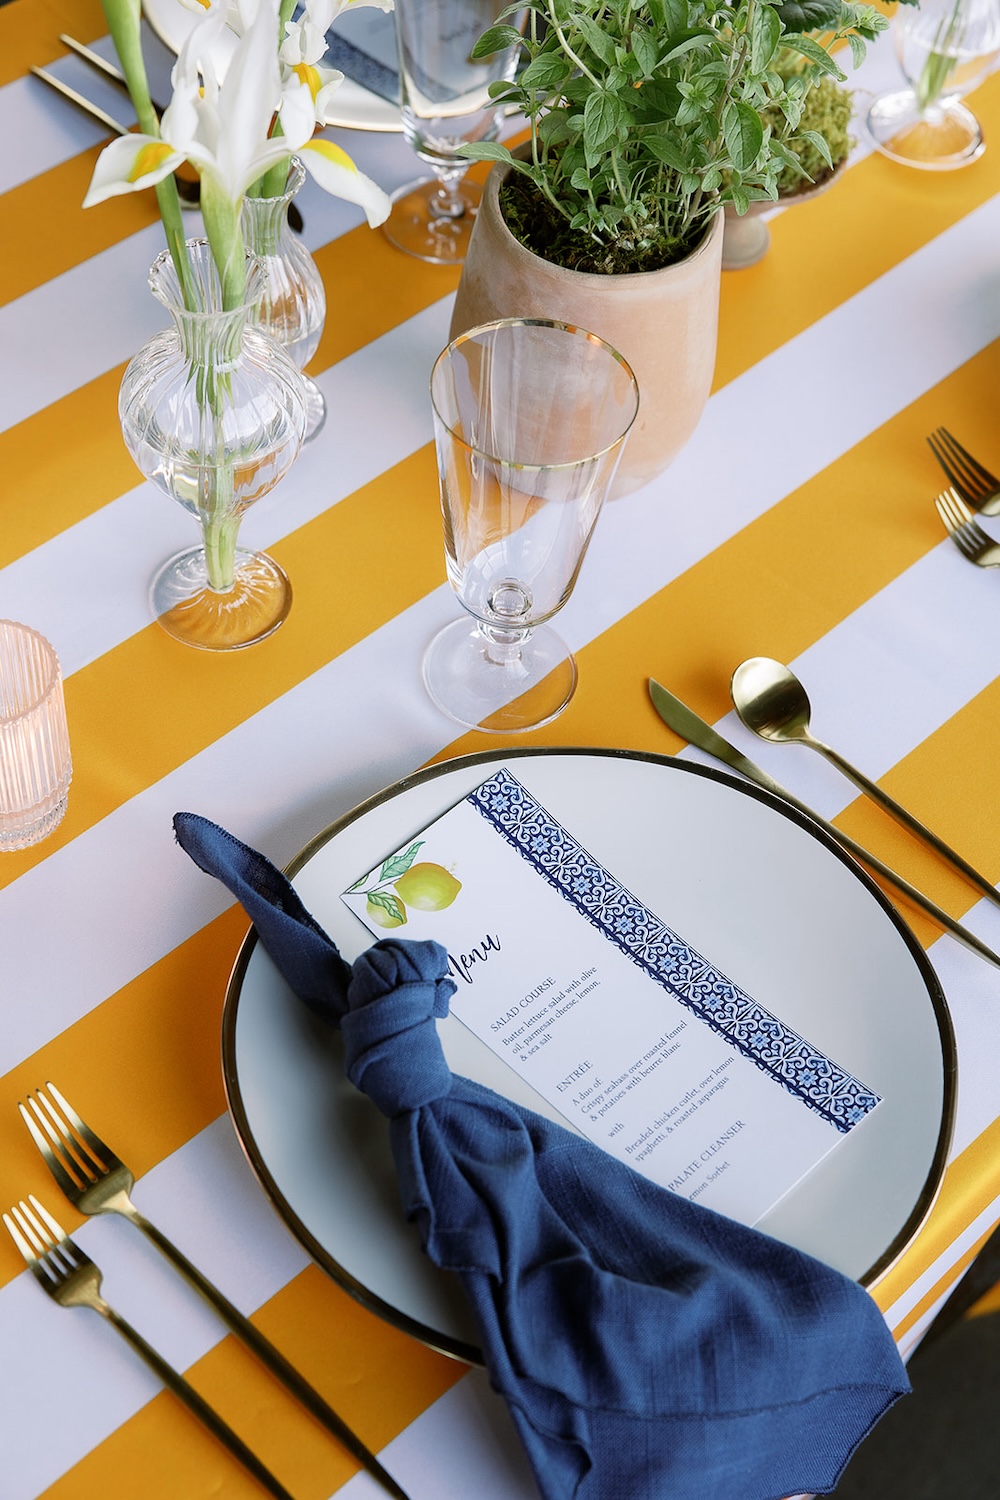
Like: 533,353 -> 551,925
4,496 -> 1000,1158
883,1192 -> 1000,1329
0,296 -> 450,674
333,1372 -> 536,1499
6,189 -> 1000,674
4,206 -> 1000,1106
0,1115 -> 312,1499
0,124 -> 426,434
0,222 -> 169,433
5,37 -> 996,434
0,68 -> 130,196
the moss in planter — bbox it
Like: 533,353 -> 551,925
768,77 -> 854,196
498,172 -> 705,277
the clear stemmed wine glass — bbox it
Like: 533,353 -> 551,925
384,0 -> 525,264
865,0 -> 1000,170
423,319 -> 640,733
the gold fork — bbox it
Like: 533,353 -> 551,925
3,1195 -> 296,1500
935,487 -> 1000,568
20,1083 -> 411,1500
928,428 -> 1000,516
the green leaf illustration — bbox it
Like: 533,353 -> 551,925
366,891 -> 407,928
379,840 -> 425,882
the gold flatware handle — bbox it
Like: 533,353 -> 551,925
31,65 -> 129,136
648,678 -> 1000,971
816,741 -> 1000,913
129,1208 -> 411,1500
58,32 -> 127,85
101,1303 -> 296,1500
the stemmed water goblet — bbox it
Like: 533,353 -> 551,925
423,318 -> 640,733
865,0 -> 1000,170
384,0 -> 525,264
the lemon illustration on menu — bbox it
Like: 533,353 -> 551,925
346,840 -> 461,928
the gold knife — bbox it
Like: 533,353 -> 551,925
648,677 -> 1000,970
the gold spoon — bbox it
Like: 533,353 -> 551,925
731,656 -> 1000,912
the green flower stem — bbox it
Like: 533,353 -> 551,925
916,0 -> 964,110
199,176 -> 247,311
100,0 -> 196,308
253,136 -> 291,202
202,512 -> 241,593
250,0 -> 298,200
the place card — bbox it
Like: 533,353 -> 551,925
342,767 -> 881,1225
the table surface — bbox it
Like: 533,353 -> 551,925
3,1 -> 1000,1496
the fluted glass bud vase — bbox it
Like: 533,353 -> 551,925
242,158 -> 327,441
120,240 -> 307,651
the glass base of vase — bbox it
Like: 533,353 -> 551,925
865,90 -> 986,170
422,617 -> 577,732
383,177 -> 481,265
302,374 -> 327,443
151,545 -> 292,651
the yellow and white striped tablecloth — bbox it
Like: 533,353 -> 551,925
3,1 -> 1000,1494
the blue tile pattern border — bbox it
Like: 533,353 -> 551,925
468,768 -> 881,1133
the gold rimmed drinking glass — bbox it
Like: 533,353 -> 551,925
422,318 -> 639,733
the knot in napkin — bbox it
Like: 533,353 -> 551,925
174,811 -> 909,1500
343,941 -> 455,1115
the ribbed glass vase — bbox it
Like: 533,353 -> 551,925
242,158 -> 327,440
119,240 -> 307,651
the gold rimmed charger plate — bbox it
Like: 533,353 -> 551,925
142,0 -> 402,133
221,748 -> 956,1363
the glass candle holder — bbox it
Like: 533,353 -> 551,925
0,621 -> 72,851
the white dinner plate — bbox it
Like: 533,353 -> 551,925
142,0 -> 402,133
222,749 -> 955,1361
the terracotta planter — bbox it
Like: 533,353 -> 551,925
449,158 -> 724,497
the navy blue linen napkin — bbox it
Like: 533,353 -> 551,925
174,811 -> 909,1500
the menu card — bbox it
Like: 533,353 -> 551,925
342,768 -> 880,1225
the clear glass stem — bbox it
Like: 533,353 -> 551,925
430,166 -> 471,220
479,620 -> 531,665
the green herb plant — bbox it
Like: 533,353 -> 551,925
459,0 -> 907,273
764,68 -> 853,195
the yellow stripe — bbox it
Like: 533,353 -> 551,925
4,336 -> 999,912
872,1114 -> 1000,1314
2,348 -> 997,1284
886,1228 -> 996,1341
434,334 -> 999,833
967,1281 -> 1000,1317
5,86 -> 999,562
3,106 -> 997,558
0,150 -> 163,310
0,444 -> 444,893
0,220 -> 459,564
40,1265 -> 464,1498
714,68 -> 1000,390
0,365 -> 136,570
0,0 -> 108,89
0,908 -> 250,1266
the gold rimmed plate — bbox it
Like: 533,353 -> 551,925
143,0 -> 402,133
221,748 -> 956,1362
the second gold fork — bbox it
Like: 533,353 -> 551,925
21,1082 -> 411,1500
935,487 -> 1000,568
